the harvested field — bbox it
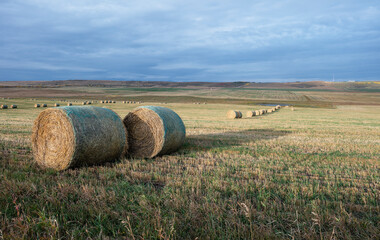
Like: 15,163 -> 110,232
0,86 -> 379,239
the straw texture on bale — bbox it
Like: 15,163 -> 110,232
123,106 -> 186,158
1,105 -> 8,109
11,105 -> 17,109
35,104 -> 40,108
246,111 -> 256,117
227,110 -> 242,119
32,106 -> 128,170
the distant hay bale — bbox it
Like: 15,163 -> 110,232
227,110 -> 242,119
123,106 -> 186,158
67,103 -> 72,106
42,104 -> 47,107
1,105 -> 8,109
246,111 -> 256,117
268,109 -> 273,113
54,103 -> 60,107
11,105 -> 17,109
35,104 -> 40,108
31,106 -> 128,170
87,102 -> 92,105
100,100 -> 104,103
82,102 -> 87,105
255,110 -> 261,116
291,107 -> 295,111
123,101 -> 126,104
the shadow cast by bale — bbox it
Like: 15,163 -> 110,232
180,129 -> 291,154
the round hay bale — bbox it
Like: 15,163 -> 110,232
246,111 -> 256,117
255,110 -> 261,116
54,103 -> 60,107
1,105 -> 8,109
31,106 -> 128,170
123,106 -> 186,158
87,102 -> 92,105
67,103 -> 72,106
42,104 -> 47,107
11,105 -> 17,109
35,104 -> 41,108
82,102 -> 87,105
227,110 -> 242,119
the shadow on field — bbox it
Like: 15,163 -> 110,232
181,128 -> 290,153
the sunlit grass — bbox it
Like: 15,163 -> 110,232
0,98 -> 379,239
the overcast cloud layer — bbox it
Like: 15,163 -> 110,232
1,0 -> 379,82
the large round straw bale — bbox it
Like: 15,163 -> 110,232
35,104 -> 40,108
67,103 -> 72,106
31,106 -> 128,170
123,106 -> 186,158
11,105 -> 17,109
246,111 -> 256,117
42,104 -> 47,107
227,110 -> 242,119
1,105 -> 8,109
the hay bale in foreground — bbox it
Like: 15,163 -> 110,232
1,105 -> 8,109
35,104 -> 40,108
32,106 -> 128,170
123,106 -> 186,158
227,110 -> 242,119
246,111 -> 256,117
11,105 -> 17,109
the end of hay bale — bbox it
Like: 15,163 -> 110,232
1,105 -> 8,109
11,105 -> 17,109
35,104 -> 40,108
246,111 -> 256,117
67,103 -> 72,106
227,110 -> 242,119
42,104 -> 47,107
54,103 -> 60,107
123,106 -> 186,158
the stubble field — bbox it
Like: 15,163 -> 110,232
0,87 -> 379,239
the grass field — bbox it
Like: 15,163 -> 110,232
0,93 -> 379,239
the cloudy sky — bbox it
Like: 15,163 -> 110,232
0,0 -> 379,82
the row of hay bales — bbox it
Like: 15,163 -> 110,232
32,105 -> 186,171
100,100 -> 116,103
228,105 -> 283,119
122,101 -> 142,104
1,104 -> 17,109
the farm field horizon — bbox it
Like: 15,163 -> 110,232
0,82 -> 379,239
